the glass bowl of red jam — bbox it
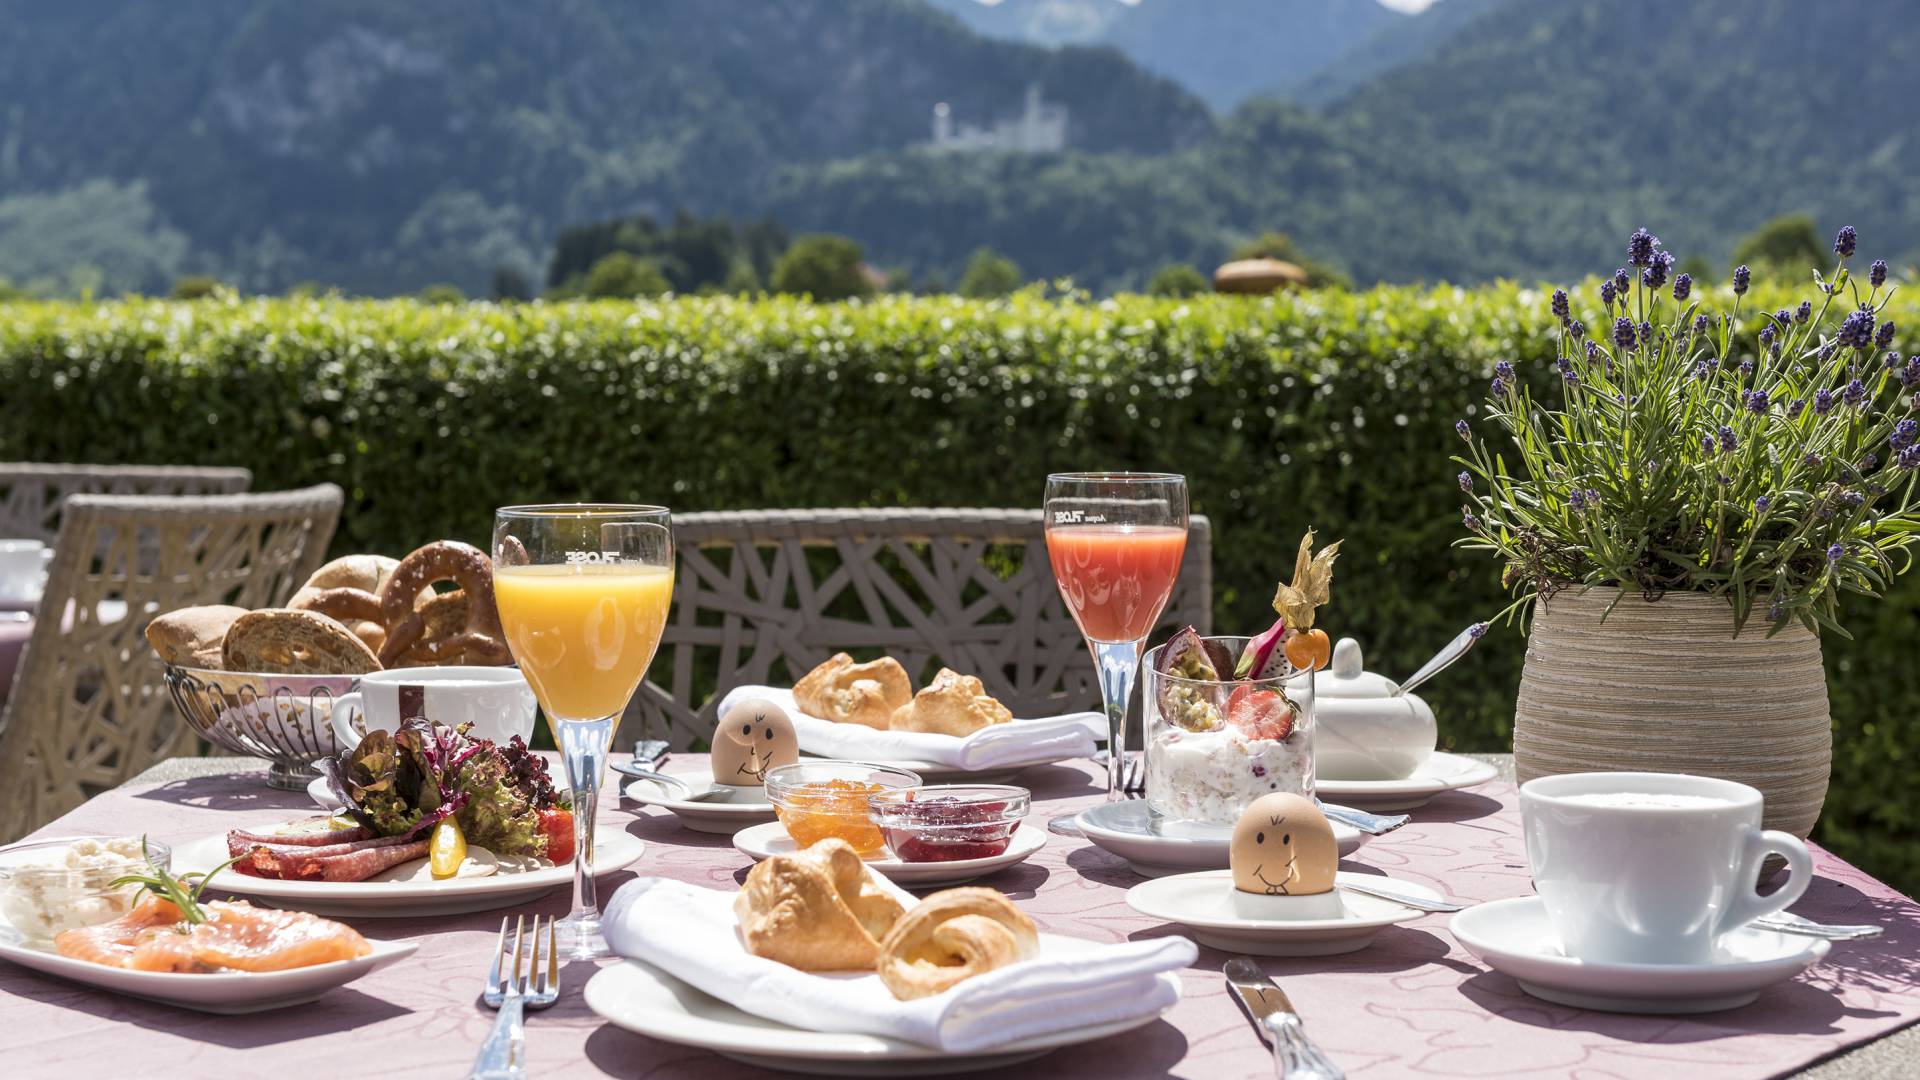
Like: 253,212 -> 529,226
764,760 -> 924,858
867,784 -> 1031,863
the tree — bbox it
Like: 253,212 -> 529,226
770,234 -> 873,301
419,283 -> 466,304
490,266 -> 532,302
170,275 -> 223,299
957,247 -> 1022,298
721,257 -> 761,295
569,252 -> 672,299
1731,214 -> 1825,274
1678,254 -> 1715,285
1146,262 -> 1208,297
1229,232 -> 1351,290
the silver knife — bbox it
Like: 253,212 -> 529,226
1224,957 -> 1345,1080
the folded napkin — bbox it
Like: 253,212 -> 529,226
717,685 -> 1103,771
602,876 -> 1194,1053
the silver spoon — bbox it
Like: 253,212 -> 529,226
615,766 -> 729,802
1317,800 -> 1409,836
1393,623 -> 1484,698
1753,912 -> 1884,941
1338,878 -> 1465,912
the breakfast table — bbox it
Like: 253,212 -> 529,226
3,753 -> 1916,1079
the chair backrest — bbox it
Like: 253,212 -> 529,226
626,508 -> 1212,749
0,484 -> 342,841
0,463 -> 253,544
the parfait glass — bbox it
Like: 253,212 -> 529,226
1043,472 -> 1188,836
492,504 -> 673,959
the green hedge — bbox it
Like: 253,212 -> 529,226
2,289 -> 1915,895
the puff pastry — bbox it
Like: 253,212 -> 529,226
792,653 -> 913,730
889,668 -> 1012,737
877,887 -> 1039,1000
734,838 -> 905,971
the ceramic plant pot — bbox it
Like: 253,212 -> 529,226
1514,586 -> 1831,840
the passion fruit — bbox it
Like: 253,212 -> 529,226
1155,626 -> 1227,731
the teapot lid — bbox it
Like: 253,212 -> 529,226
1317,637 -> 1401,699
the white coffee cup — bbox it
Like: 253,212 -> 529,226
331,666 -> 537,750
1520,771 -> 1812,965
0,540 -> 51,604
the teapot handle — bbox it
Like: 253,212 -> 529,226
1393,623 -> 1483,697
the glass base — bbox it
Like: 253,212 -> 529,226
555,914 -> 608,961
1046,812 -> 1085,838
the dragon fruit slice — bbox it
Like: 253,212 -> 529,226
1235,616 -> 1289,680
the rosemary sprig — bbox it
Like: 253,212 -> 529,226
107,836 -> 245,926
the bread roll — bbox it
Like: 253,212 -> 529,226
145,605 -> 248,669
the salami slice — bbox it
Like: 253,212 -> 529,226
244,838 -> 432,882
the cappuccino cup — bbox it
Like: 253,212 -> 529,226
1520,771 -> 1812,965
331,666 -> 537,750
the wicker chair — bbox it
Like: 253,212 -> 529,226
625,508 -> 1212,749
0,484 -> 342,840
0,463 -> 253,543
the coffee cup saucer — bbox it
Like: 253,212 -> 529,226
1076,800 -> 1365,878
1450,896 -> 1829,1014
1125,870 -> 1435,956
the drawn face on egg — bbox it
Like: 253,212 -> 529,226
1230,792 -> 1337,896
711,698 -> 799,786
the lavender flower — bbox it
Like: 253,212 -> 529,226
1456,419 -> 1471,440
1568,319 -> 1585,339
1718,425 -> 1738,453
1828,542 -> 1846,564
1770,597 -> 1787,622
1814,389 -> 1835,415
1732,265 -> 1751,294
1491,375 -> 1509,396
1842,490 -> 1866,509
1796,301 -> 1812,324
1495,360 -> 1516,381
1886,351 -> 1903,370
1877,321 -> 1896,349
1586,340 -> 1604,363
1458,470 -> 1472,492
1673,273 -> 1692,302
1642,251 -> 1673,291
1613,267 -> 1631,297
1701,433 -> 1716,454
1903,357 -> 1920,388
1820,341 -> 1839,362
1462,506 -> 1480,529
1860,454 -> 1878,471
1745,389 -> 1770,414
1557,356 -> 1577,383
1639,320 -> 1654,347
1599,279 -> 1617,308
1844,378 -> 1868,406
1787,398 -> 1806,418
1551,288 -> 1570,320
1613,317 -> 1636,349
1834,226 -> 1858,258
1838,306 -> 1876,350
1774,308 -> 1793,327
1692,358 -> 1714,380
1759,324 -> 1776,349
1804,452 -> 1823,469
1754,495 -> 1771,513
1628,228 -> 1660,267
1871,259 -> 1889,288
1693,312 -> 1712,335
1901,444 -> 1920,470
1468,622 -> 1488,639
1893,419 -> 1919,450
1569,489 -> 1589,511
1740,359 -> 1754,376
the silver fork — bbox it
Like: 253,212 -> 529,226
1121,754 -> 1146,798
470,914 -> 561,1080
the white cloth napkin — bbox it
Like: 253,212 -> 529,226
602,875 -> 1193,1054
717,685 -> 1103,771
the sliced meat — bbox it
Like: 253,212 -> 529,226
226,818 -> 372,852
226,829 -> 414,862
245,839 -> 431,882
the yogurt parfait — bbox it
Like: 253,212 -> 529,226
1144,631 -> 1315,824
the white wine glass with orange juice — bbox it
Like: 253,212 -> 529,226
1044,472 -> 1188,836
492,504 -> 673,959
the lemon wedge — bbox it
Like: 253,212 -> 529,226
430,818 -> 467,880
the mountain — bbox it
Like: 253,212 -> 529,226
924,0 -> 1405,111
771,0 -> 1920,287
1273,0 -> 1502,106
0,0 -> 1211,295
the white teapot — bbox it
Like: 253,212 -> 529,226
1312,637 -> 1436,781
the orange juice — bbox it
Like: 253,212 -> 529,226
493,562 -> 674,721
1045,524 -> 1186,642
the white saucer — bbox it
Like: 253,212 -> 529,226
852,758 -> 1030,784
1127,870 -> 1435,956
732,821 -> 1046,887
584,936 -> 1178,1076
1076,800 -> 1365,878
1450,896 -> 1829,1014
623,776 -> 778,834
1312,752 -> 1499,811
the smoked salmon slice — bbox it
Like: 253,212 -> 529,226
54,895 -> 370,973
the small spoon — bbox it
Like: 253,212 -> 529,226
614,765 -> 729,802
1317,800 -> 1410,836
1338,878 -> 1465,912
1753,912 -> 1884,941
1393,623 -> 1485,698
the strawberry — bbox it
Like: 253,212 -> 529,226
1225,684 -> 1294,742
538,807 -> 575,864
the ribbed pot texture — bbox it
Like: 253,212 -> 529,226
1514,586 -> 1831,839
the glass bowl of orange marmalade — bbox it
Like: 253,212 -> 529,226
764,760 -> 923,857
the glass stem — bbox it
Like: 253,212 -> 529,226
1090,638 -> 1142,800
555,712 -> 616,955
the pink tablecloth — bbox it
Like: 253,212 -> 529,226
2,757 -> 1916,1079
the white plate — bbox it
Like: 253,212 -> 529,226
1450,896 -> 1829,1014
1312,752 -> 1500,811
1077,800 -> 1365,878
583,934 -> 1179,1076
623,775 -> 778,834
0,918 -> 415,1014
174,827 -> 646,918
732,821 -> 1046,886
1127,870 -> 1432,956
841,757 -> 1035,784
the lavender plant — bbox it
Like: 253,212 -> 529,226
1456,226 -> 1920,636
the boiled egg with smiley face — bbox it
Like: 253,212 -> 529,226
711,697 -> 799,787
1230,792 -> 1337,896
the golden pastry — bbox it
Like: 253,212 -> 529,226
888,668 -> 1012,737
876,887 -> 1039,1000
734,838 -> 904,971
144,605 -> 248,668
1230,792 -> 1337,896
792,653 -> 912,729
220,609 -> 382,675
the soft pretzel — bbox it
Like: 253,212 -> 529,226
876,887 -> 1038,1000
375,541 -> 506,667
291,586 -> 390,653
221,609 -> 382,675
390,591 -> 507,666
889,668 -> 1012,737
734,838 -> 905,971
792,653 -> 913,729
